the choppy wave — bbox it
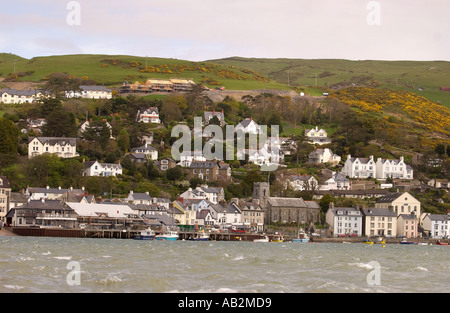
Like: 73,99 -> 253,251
1,238 -> 450,293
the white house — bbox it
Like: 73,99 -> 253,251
304,126 -> 331,145
1,89 -> 51,104
326,206 -> 363,237
177,151 -> 206,167
341,155 -> 376,178
66,85 -> 112,99
179,185 -> 224,204
287,174 -> 319,191
82,160 -> 122,177
28,137 -> 79,159
320,172 -> 351,190
124,191 -> 152,205
25,186 -> 85,201
375,192 -> 421,218
308,148 -> 341,165
208,202 -> 241,228
235,118 -> 262,135
244,142 -> 284,169
375,156 -> 413,180
137,107 -> 160,124
421,213 -> 450,239
130,143 -> 158,161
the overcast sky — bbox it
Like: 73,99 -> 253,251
1,0 -> 449,61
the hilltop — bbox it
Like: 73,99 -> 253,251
0,53 -> 288,91
1,53 -> 450,107
208,57 -> 450,108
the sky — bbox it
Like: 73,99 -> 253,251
1,0 -> 449,61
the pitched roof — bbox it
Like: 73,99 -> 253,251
29,137 -> 77,146
189,161 -> 218,169
268,197 -> 307,208
362,207 -> 397,217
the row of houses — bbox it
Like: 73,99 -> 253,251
0,86 -> 113,104
326,191 -> 449,239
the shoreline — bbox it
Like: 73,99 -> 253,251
0,228 -> 18,236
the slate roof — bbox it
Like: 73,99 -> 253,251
29,137 -> 77,146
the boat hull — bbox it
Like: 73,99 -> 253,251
133,235 -> 155,240
292,238 -> 310,243
156,236 -> 178,241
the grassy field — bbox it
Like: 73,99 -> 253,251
1,53 -> 450,107
0,53 -> 289,91
208,57 -> 450,107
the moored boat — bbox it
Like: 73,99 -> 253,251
155,230 -> 179,241
133,228 -> 155,240
193,231 -> 210,241
436,241 -> 448,246
292,230 -> 310,243
254,236 -> 269,243
400,238 -> 417,245
272,235 -> 284,242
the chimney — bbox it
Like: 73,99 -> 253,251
230,198 -> 239,205
58,186 -> 61,190
46,186 -> 49,189
329,202 -> 334,209
41,198 -> 45,203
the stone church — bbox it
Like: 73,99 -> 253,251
253,182 -> 320,226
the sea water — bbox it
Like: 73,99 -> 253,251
1,236 -> 449,293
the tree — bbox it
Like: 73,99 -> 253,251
319,194 -> 335,214
82,120 -> 111,150
0,117 -> 20,166
41,109 -> 77,137
166,166 -> 183,181
117,128 -> 130,152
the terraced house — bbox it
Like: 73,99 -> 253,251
28,137 -> 79,159
1,88 -> 51,104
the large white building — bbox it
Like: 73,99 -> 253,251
326,206 -> 363,237
342,155 -> 413,180
65,85 -> 112,99
341,155 -> 376,178
1,89 -> 51,104
28,137 -> 79,159
375,156 -> 413,180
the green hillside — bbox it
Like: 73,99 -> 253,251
2,53 -> 450,107
208,57 -> 450,107
0,53 -> 288,91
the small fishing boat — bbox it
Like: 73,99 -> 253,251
193,231 -> 210,241
155,230 -> 179,241
436,241 -> 448,246
363,238 -> 374,244
254,236 -> 269,243
133,228 -> 155,240
272,234 -> 284,242
400,238 -> 417,245
292,230 -> 310,243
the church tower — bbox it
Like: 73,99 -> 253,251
253,182 -> 270,209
